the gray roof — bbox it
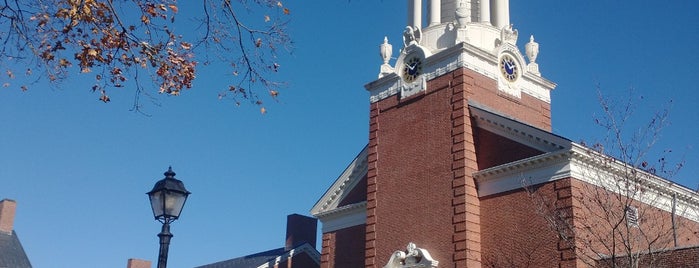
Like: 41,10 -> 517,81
194,247 -> 287,268
0,231 -> 32,268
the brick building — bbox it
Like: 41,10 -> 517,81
311,1 -> 699,267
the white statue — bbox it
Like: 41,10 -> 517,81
383,242 -> 439,268
403,26 -> 422,47
455,0 -> 471,27
500,24 -> 518,45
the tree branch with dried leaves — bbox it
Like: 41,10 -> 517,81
0,0 -> 291,113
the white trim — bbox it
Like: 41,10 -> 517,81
469,104 -> 570,152
365,42 -> 556,104
311,147 -> 368,215
315,202 -> 367,233
474,144 -> 699,223
474,150 -> 573,196
256,243 -> 321,268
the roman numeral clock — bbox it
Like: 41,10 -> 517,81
496,48 -> 526,97
499,53 -> 519,82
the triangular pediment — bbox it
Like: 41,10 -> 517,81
311,146 -> 368,218
469,102 -> 572,154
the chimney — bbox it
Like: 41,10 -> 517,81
0,199 -> 17,234
127,258 -> 151,268
285,214 -> 317,251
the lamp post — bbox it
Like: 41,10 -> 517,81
147,166 -> 191,268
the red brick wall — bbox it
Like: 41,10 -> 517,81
0,199 -> 17,234
461,70 -> 551,131
363,67 -> 553,267
367,74 -> 458,267
126,258 -> 151,268
597,246 -> 699,268
321,225 -> 366,268
480,180 -> 571,268
569,178 -> 699,266
338,176 -> 367,207
473,127 -> 543,170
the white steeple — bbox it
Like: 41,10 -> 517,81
407,0 -> 510,29
399,0 -> 514,55
371,0 -> 555,104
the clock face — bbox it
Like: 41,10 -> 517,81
499,54 -> 519,82
402,56 -> 423,83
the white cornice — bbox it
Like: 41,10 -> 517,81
311,146 -> 368,216
366,42 -> 556,104
474,143 -> 699,222
469,103 -> 570,153
314,202 -> 367,233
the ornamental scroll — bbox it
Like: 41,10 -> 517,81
383,242 -> 439,268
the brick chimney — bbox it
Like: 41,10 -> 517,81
285,214 -> 317,251
0,199 -> 17,234
126,258 -> 151,268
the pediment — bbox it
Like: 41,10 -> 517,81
311,146 -> 368,217
469,102 -> 571,153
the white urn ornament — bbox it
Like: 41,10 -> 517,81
525,35 -> 539,64
455,0 -> 471,27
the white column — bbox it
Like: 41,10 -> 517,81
479,0 -> 490,25
413,0 -> 422,28
408,0 -> 415,27
491,0 -> 509,28
407,0 -> 422,28
429,0 -> 441,26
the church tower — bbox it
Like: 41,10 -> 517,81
313,1 -> 557,267
313,2 -> 699,267
365,1 -> 555,267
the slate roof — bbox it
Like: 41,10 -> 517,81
195,243 -> 320,268
0,230 -> 32,268
195,247 -> 286,268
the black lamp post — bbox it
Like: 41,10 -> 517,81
147,166 -> 191,268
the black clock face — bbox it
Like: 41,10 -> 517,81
499,54 -> 518,82
402,56 -> 423,83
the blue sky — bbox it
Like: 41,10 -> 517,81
1,1 -> 698,268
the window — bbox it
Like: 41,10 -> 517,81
626,206 -> 639,228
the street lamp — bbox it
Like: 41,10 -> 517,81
147,166 -> 191,268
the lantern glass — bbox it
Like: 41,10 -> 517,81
149,189 -> 188,220
147,167 -> 190,222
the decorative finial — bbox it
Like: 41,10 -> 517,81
525,35 -> 541,75
164,166 -> 176,178
380,37 -> 392,65
525,35 -> 539,63
378,37 -> 394,78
